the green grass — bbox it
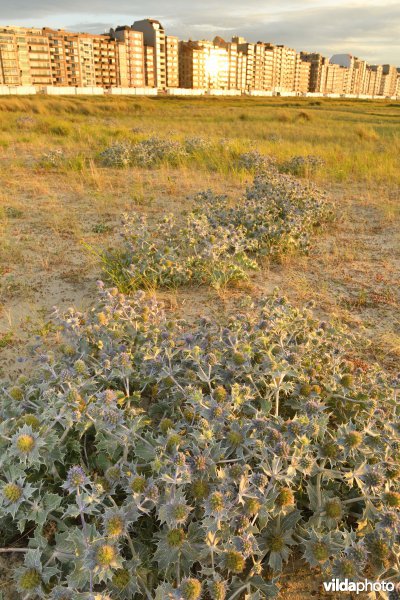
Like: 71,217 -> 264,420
0,95 -> 399,185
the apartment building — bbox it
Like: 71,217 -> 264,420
263,44 -> 275,90
91,35 -> 118,88
214,36 -> 239,90
132,19 -> 166,88
0,17 -> 397,96
143,45 -> 155,87
0,29 -> 21,85
179,40 -> 206,88
363,64 -> 382,96
300,52 -> 325,93
232,37 -> 254,91
43,29 -> 82,87
25,29 -> 52,86
110,27 -> 145,88
166,35 -> 179,88
273,45 -> 297,92
330,54 -> 368,94
78,35 -> 96,87
179,39 -> 230,90
294,55 -> 311,93
0,26 -> 51,86
380,64 -> 398,96
352,57 -> 367,94
321,61 -> 348,94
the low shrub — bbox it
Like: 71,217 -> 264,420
101,211 -> 257,292
237,151 -> 276,173
184,136 -> 212,153
39,149 -> 65,169
100,138 -> 188,169
1,286 -> 398,598
131,137 -> 187,167
99,142 -> 134,168
101,171 -> 334,291
281,155 -> 325,177
16,116 -> 36,130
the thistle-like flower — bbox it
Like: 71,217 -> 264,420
179,578 -> 202,600
63,466 -> 90,493
1,477 -> 34,517
223,550 -> 246,574
86,541 -> 123,582
207,578 -> 227,600
102,508 -> 128,538
158,493 -> 192,527
10,425 -> 44,465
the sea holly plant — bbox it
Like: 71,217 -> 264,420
100,137 -> 188,168
101,170 -> 335,292
281,155 -> 325,177
0,283 -> 399,597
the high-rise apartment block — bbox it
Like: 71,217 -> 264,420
166,36 -> 179,88
380,64 -> 398,97
0,29 -> 24,85
363,65 -> 383,96
132,19 -> 166,88
110,27 -> 145,88
179,39 -> 230,90
0,19 -> 398,97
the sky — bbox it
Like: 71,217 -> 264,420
0,0 -> 398,65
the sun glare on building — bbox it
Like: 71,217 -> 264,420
205,53 -> 220,78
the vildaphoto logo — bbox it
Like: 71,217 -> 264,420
323,579 -> 395,594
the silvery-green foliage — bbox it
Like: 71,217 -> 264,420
131,137 -> 188,167
106,171 -> 334,291
40,149 -> 65,168
1,284 -> 399,597
238,151 -> 276,173
99,142 -> 134,168
281,155 -> 325,177
184,136 -> 212,153
100,137 -> 188,168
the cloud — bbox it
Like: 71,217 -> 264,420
0,0 -> 398,64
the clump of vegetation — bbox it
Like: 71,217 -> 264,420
15,115 -> 36,130
100,137 -> 188,169
237,151 -> 276,173
296,111 -> 313,122
132,137 -> 188,167
1,285 -> 398,598
101,171 -> 334,291
1,206 -> 23,219
184,136 -> 212,153
99,141 -> 134,168
281,155 -> 325,177
39,148 -> 65,169
354,126 -> 379,142
265,133 -> 282,143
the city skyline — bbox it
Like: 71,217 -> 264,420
0,0 -> 398,65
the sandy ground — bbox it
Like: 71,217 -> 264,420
1,172 -> 399,379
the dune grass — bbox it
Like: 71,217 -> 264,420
0,95 -> 399,184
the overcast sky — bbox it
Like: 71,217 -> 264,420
0,0 -> 398,65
